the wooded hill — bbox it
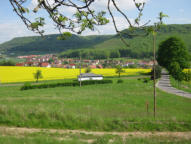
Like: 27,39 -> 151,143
0,24 -> 191,59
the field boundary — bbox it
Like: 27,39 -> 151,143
0,126 -> 191,138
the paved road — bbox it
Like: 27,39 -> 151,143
156,70 -> 191,99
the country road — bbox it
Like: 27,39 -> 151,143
156,70 -> 191,99
0,126 -> 191,138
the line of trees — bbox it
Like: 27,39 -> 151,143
0,60 -> 16,66
60,49 -> 153,59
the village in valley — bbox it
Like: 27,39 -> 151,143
16,54 -> 154,69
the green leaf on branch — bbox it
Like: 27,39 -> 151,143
19,7 -> 29,14
58,16 -> 68,23
57,32 -> 72,40
30,17 -> 45,30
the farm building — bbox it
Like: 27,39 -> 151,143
78,73 -> 103,81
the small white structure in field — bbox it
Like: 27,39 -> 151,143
78,73 -> 103,81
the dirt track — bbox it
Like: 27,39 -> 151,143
0,126 -> 191,139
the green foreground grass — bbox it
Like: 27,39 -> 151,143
170,76 -> 191,93
0,77 -> 191,131
1,135 -> 191,144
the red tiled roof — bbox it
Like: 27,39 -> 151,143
16,63 -> 24,66
90,65 -> 97,69
41,62 -> 49,67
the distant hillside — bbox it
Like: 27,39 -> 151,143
60,24 -> 191,59
0,34 -> 113,56
0,24 -> 191,59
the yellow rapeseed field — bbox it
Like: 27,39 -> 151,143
183,69 -> 191,72
0,66 -> 151,83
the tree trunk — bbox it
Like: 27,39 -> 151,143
80,54 -> 82,87
153,33 -> 156,119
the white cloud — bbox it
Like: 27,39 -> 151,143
0,22 -> 32,43
30,0 -> 150,16
90,0 -> 149,11
167,17 -> 191,24
0,16 -> 129,44
0,21 -> 58,44
82,16 -> 133,36
30,0 -> 55,9
0,0 -> 152,43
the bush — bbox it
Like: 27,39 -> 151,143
117,79 -> 123,83
138,78 -> 150,83
20,82 -> 32,90
143,78 -> 150,83
0,60 -> 16,66
183,70 -> 191,82
150,65 -> 162,80
21,80 -> 113,91
169,62 -> 185,82
81,80 -> 113,85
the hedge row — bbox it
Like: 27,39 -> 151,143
20,80 -> 113,90
81,80 -> 113,85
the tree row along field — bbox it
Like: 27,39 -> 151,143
0,66 -> 151,83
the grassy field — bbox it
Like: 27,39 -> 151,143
0,77 -> 191,132
170,76 -> 191,93
1,132 -> 191,144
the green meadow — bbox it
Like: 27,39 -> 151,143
0,77 -> 191,132
170,76 -> 191,93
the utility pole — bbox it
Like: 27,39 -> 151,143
153,32 -> 156,118
79,53 -> 82,87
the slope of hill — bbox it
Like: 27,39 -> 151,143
60,24 -> 191,59
0,34 -> 113,56
0,24 -> 191,59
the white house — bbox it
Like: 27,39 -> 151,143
78,73 -> 103,81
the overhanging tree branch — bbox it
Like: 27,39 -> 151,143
9,0 -> 153,42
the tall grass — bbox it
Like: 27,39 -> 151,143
0,78 -> 191,131
170,76 -> 191,93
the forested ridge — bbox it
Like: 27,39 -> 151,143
0,24 -> 191,59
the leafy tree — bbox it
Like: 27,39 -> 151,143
85,66 -> 91,73
34,70 -> 43,83
110,50 -> 120,58
169,62 -> 185,88
0,60 -> 15,66
151,65 -> 162,80
184,69 -> 191,82
62,61 -> 69,65
48,58 -> 54,63
157,37 -> 190,71
128,64 -> 138,68
115,65 -> 125,78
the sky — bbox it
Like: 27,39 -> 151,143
0,0 -> 191,44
